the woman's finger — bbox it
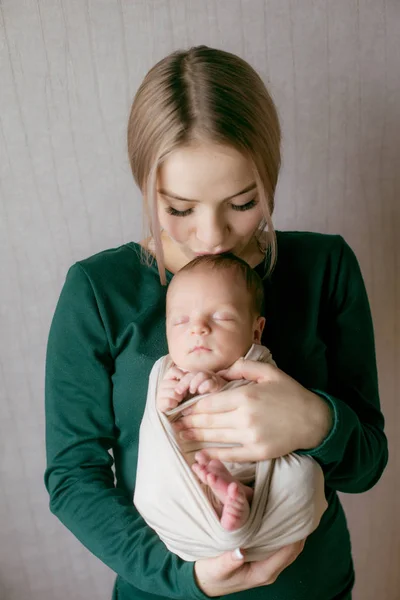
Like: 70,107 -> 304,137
178,427 -> 241,444
178,410 -> 240,431
249,540 -> 305,586
194,549 -> 246,596
219,358 -> 280,383
185,389 -> 241,414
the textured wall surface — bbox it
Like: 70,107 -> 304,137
0,1 -> 399,599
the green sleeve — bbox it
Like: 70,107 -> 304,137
44,264 -> 208,600
302,237 -> 388,492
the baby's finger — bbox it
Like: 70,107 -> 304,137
164,366 -> 185,381
189,372 -> 211,394
157,393 -> 181,412
157,398 -> 173,412
160,380 -> 185,392
175,372 -> 195,395
198,378 -> 216,394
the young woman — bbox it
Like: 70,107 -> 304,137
45,45 -> 387,600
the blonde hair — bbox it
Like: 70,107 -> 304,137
127,45 -> 281,284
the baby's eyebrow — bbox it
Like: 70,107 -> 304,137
214,309 -> 239,316
167,303 -> 241,316
167,308 -> 185,315
215,302 -> 241,311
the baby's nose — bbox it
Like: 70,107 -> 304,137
191,320 -> 210,335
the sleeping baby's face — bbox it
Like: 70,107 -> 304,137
166,267 -> 265,373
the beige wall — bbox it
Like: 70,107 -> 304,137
0,1 -> 399,599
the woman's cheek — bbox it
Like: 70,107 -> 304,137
162,215 -> 187,243
172,224 -> 186,244
237,211 -> 263,236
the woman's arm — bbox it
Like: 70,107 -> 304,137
299,237 -> 388,492
44,264 -> 207,600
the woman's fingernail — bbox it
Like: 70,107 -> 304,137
181,408 -> 192,416
233,548 -> 244,560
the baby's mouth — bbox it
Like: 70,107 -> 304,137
189,345 -> 212,354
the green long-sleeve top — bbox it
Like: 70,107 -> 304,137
44,231 -> 388,600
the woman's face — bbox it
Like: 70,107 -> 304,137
156,142 -> 264,262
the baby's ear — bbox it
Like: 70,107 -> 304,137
253,316 -> 266,343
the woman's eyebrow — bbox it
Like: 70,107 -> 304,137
157,182 -> 257,203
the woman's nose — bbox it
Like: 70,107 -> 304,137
196,212 -> 227,250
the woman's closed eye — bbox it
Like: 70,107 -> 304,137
165,197 -> 258,217
230,197 -> 258,212
166,206 -> 193,217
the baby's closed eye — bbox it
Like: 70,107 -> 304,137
172,315 -> 189,326
213,312 -> 235,321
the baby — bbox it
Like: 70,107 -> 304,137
134,253 -> 327,561
157,252 -> 271,532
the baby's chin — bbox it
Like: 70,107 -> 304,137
173,353 -> 230,374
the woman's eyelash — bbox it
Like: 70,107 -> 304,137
165,198 -> 258,217
165,207 -> 193,217
231,198 -> 258,212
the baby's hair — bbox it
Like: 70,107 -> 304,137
172,253 -> 264,316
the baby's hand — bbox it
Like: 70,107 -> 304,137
157,366 -> 186,412
175,371 -> 227,397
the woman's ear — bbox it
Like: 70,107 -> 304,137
253,316 -> 266,343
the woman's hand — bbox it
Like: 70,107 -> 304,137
194,540 -> 306,597
175,359 -> 333,462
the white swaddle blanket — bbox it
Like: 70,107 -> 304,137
134,344 -> 327,562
